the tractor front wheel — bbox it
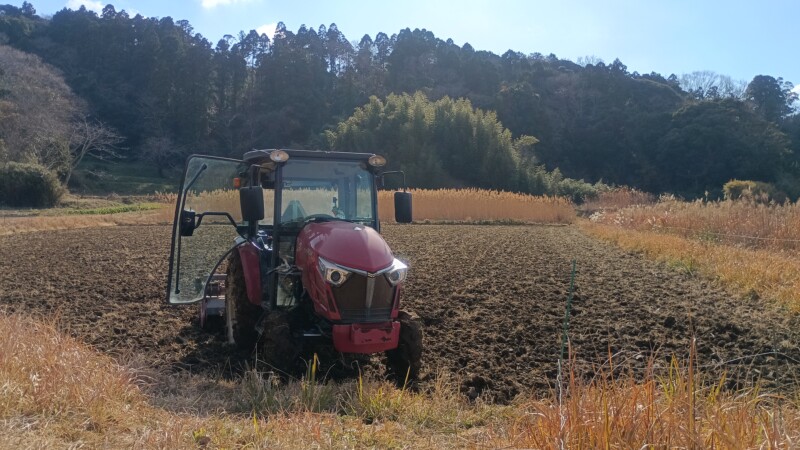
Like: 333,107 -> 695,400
225,250 -> 261,349
387,310 -> 423,386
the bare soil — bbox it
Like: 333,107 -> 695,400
1,224 -> 799,402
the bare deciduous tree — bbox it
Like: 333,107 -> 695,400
0,46 -> 128,186
0,45 -> 81,175
140,136 -> 182,177
575,55 -> 604,67
64,117 -> 125,185
679,70 -> 746,100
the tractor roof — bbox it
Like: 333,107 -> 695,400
243,149 -> 377,164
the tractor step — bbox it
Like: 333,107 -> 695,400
204,298 -> 225,315
200,274 -> 227,328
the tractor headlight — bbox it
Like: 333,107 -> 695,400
385,258 -> 408,286
318,257 -> 351,287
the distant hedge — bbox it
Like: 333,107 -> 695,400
0,162 -> 64,207
723,179 -> 787,203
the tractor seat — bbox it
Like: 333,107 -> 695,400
282,200 -> 307,222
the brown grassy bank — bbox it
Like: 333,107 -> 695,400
2,311 -> 798,448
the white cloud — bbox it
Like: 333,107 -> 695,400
66,0 -> 104,14
256,22 -> 277,39
201,0 -> 252,8
793,84 -> 800,95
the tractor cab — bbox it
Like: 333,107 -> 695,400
166,149 -> 411,309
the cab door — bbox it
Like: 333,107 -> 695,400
166,155 -> 247,304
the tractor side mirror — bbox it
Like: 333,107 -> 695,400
240,186 -> 264,223
394,191 -> 412,223
380,170 -> 406,190
179,210 -> 196,236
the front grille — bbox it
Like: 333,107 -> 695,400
338,307 -> 393,323
332,273 -> 394,323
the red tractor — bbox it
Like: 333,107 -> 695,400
165,149 -> 422,381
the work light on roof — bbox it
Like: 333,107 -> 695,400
270,150 -> 289,163
368,155 -> 387,167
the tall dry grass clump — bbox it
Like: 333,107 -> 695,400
580,186 -> 656,212
509,348 -> 800,448
379,189 -> 575,223
0,312 -> 147,446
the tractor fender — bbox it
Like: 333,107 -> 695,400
236,243 -> 262,305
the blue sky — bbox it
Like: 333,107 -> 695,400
24,0 -> 800,91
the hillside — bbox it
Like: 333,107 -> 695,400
0,2 -> 798,198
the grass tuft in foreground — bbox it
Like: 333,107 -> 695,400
2,311 -> 799,448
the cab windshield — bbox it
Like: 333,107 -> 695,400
279,159 -> 375,227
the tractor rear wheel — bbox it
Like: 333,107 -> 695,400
225,250 -> 261,349
258,310 -> 301,374
387,310 -> 423,385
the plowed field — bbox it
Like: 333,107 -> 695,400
2,224 -> 799,402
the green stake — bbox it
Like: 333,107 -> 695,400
559,259 -> 577,366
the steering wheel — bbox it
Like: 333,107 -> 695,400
304,214 -> 336,223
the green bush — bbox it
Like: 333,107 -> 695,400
553,177 -> 598,204
520,165 -> 596,202
722,179 -> 754,200
0,162 -> 64,207
723,179 -> 786,203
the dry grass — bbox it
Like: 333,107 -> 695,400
510,345 -> 800,449
161,188 -> 576,224
2,311 -> 799,448
583,196 -> 800,312
377,188 -> 575,224
590,197 -> 800,252
580,186 -> 656,212
0,210 -> 168,235
582,222 -> 800,312
1,188 -> 574,235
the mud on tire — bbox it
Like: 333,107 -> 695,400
225,250 -> 261,349
258,309 -> 302,375
386,310 -> 423,385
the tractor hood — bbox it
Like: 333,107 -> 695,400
297,221 -> 394,273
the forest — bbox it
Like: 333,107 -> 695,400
0,1 -> 798,201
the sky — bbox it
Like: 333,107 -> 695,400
23,0 -> 800,92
